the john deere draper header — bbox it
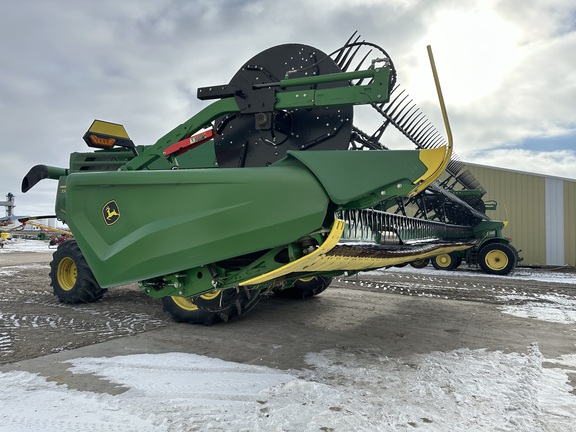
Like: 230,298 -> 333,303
22,34 -> 517,324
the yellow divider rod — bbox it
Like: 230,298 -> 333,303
408,45 -> 454,197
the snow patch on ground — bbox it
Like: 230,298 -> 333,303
499,293 -> 576,324
377,265 -> 576,285
1,346 -> 575,431
299,345 -> 576,431
367,266 -> 576,324
0,238 -> 52,254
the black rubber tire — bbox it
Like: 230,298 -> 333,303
478,242 -> 517,276
162,287 -> 260,325
275,276 -> 332,299
410,258 -> 430,269
454,256 -> 463,269
49,239 -> 107,303
431,252 -> 459,271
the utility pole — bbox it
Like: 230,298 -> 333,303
1,193 -> 15,216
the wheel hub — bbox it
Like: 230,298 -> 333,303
437,254 -> 452,267
485,250 -> 508,270
57,257 -> 77,291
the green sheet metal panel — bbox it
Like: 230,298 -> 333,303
281,150 -> 430,207
65,165 -> 329,287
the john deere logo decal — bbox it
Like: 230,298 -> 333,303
102,200 -> 120,226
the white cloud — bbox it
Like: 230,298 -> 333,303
406,4 -> 523,105
393,0 -> 576,153
464,148 -> 576,179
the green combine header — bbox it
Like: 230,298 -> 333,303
22,35 -> 518,324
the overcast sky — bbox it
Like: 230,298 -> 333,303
1,0 -> 575,216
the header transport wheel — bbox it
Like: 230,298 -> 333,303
275,276 -> 332,299
49,239 -> 107,303
478,242 -> 517,276
431,252 -> 461,271
410,258 -> 430,269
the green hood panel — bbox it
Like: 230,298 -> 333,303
280,150 -> 429,206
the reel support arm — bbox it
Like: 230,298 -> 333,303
124,65 -> 392,171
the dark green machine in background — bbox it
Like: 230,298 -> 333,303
22,37 -> 517,324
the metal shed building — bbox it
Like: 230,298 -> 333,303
464,163 -> 576,267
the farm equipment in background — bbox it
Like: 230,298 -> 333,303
377,139 -> 520,275
352,34 -> 520,275
17,218 -> 73,246
382,162 -> 520,275
21,35 -> 517,324
406,196 -> 521,275
0,213 -> 72,246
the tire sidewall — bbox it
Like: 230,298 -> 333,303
50,240 -> 105,303
410,258 -> 430,269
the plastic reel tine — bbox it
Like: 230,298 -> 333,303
336,34 -> 362,70
386,92 -> 411,118
408,118 -> 431,138
334,31 -> 359,65
388,97 -> 415,125
414,123 -> 439,145
405,111 -> 427,131
395,103 -> 419,129
382,88 -> 407,114
353,49 -> 373,85
427,135 -> 446,149
341,41 -> 364,73
397,106 -> 422,130
415,125 -> 437,148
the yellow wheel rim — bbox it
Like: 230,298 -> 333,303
171,290 -> 221,311
171,296 -> 199,311
200,290 -> 221,301
57,257 -> 77,291
485,250 -> 508,271
436,254 -> 452,268
298,276 -> 316,283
